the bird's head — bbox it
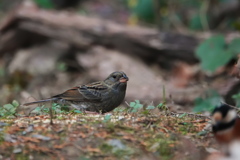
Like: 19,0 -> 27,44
104,71 -> 129,90
212,104 -> 237,133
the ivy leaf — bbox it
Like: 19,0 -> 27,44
195,35 -> 233,72
12,100 -> 19,107
3,104 -> 16,115
74,110 -> 82,114
129,100 -> 143,113
193,90 -> 222,112
146,105 -> 155,110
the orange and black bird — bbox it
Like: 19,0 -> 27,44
212,104 -> 240,153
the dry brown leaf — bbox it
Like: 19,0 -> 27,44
94,131 -> 108,138
54,143 -> 71,149
27,143 -> 52,153
122,135 -> 137,141
85,146 -> 101,153
78,132 -> 87,138
19,136 -> 41,143
6,126 -> 22,134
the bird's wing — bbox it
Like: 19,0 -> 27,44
52,87 -> 85,101
78,81 -> 108,101
53,81 -> 108,102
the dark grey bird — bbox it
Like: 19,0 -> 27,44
23,71 -> 128,113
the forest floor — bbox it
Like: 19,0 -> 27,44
0,106 -> 214,160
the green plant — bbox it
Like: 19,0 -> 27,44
72,110 -> 82,114
34,0 -> 54,9
146,105 -> 155,110
193,90 -> 222,112
195,35 -> 240,72
31,103 -> 74,115
129,0 -> 156,23
128,86 -> 167,113
178,113 -> 187,118
0,100 -> 19,117
103,114 -> 112,123
129,100 -> 143,113
157,85 -> 169,111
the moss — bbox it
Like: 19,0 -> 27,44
15,154 -> 29,160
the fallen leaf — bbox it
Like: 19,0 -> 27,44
85,146 -> 101,153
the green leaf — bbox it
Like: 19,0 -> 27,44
146,105 -> 155,110
129,102 -> 136,107
195,35 -> 233,72
189,13 -> 210,31
133,0 -> 155,23
193,90 -> 222,112
202,50 -> 232,71
189,14 -> 203,30
34,0 -> 54,9
74,110 -> 82,114
104,114 -> 111,122
131,105 -> 143,113
157,103 -> 164,108
135,100 -> 140,104
179,113 -> 187,118
34,107 -> 42,113
129,100 -> 143,113
12,100 -> 19,107
197,130 -> 208,136
3,104 -> 16,114
232,93 -> 240,99
229,38 -> 240,55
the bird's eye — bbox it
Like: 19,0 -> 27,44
112,75 -> 117,79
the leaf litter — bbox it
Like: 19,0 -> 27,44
0,109 -> 215,160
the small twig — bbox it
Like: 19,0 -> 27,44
221,102 -> 240,115
158,126 -> 169,133
170,111 -> 211,119
125,101 -> 130,107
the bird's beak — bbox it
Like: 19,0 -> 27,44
119,75 -> 129,83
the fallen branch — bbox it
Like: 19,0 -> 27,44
0,3 -> 199,66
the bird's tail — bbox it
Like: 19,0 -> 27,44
22,98 -> 58,106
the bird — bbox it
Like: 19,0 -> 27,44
211,103 -> 240,155
22,71 -> 129,113
209,103 -> 240,160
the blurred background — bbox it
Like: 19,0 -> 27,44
0,0 -> 240,112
